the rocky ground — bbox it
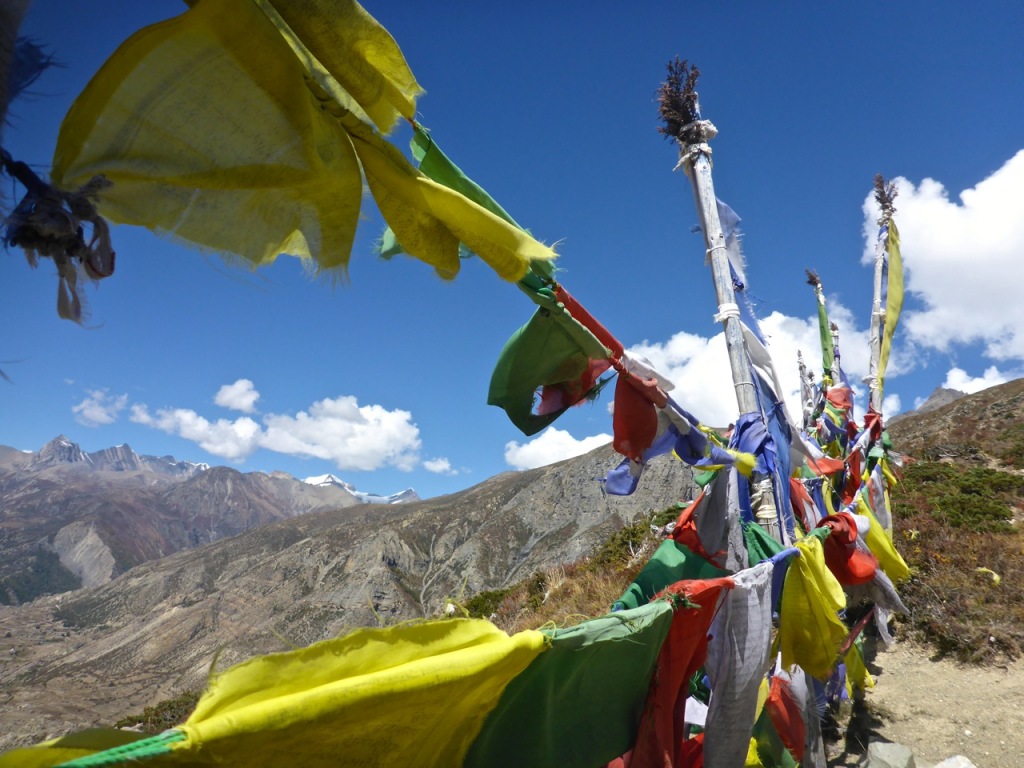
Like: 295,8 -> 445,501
831,637 -> 1023,768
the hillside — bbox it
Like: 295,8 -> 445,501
3,382 -> 1024,763
0,443 -> 694,748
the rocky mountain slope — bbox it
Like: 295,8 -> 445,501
0,437 -> 377,604
886,377 -> 1024,464
0,441 -> 694,748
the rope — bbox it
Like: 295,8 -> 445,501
713,302 -> 740,323
704,243 -> 727,266
55,729 -> 186,767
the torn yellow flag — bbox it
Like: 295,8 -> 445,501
877,220 -> 903,399
779,534 -> 848,680
976,567 -> 1002,585
270,0 -> 423,134
52,0 -> 554,282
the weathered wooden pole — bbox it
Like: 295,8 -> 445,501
658,60 -> 757,416
866,175 -> 897,412
798,350 -> 814,430
659,60 -> 828,768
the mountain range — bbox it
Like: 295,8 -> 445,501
0,437 -> 417,603
0,434 -> 694,748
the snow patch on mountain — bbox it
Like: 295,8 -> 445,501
302,474 -> 418,504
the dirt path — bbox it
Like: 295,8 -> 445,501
830,639 -> 1024,767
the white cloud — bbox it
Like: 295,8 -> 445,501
132,389 -> 421,471
261,396 -> 421,471
423,457 -> 458,475
624,301 -> 878,431
881,393 -> 902,420
72,389 -> 127,427
861,150 -> 1024,360
214,379 -> 259,413
131,405 -> 261,461
504,427 -> 611,470
942,365 -> 1011,394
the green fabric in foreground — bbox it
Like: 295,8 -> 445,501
613,539 -> 729,611
464,601 -> 675,768
0,730 -> 152,768
55,731 -> 184,768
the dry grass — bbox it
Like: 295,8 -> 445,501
890,459 -> 1024,662
459,514 -> 666,635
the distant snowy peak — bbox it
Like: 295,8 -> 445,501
303,473 -> 357,493
302,474 -> 419,505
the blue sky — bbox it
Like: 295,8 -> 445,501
3,1 -> 1024,499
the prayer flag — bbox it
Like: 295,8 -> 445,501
52,0 -> 554,282
877,221 -> 903,402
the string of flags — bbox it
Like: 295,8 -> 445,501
0,1 -> 911,766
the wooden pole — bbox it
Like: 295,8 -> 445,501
660,62 -> 757,416
798,350 -> 814,430
661,62 -> 777,542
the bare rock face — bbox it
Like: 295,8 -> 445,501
28,436 -> 90,469
52,522 -> 116,588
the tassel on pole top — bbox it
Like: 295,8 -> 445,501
657,58 -> 718,174
656,57 -> 702,139
873,173 -> 898,227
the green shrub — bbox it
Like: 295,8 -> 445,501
114,690 -> 200,734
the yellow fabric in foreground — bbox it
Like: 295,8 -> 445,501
0,730 -> 147,768
270,0 -> 422,133
166,618 -> 546,767
52,0 -> 554,282
779,535 -> 848,680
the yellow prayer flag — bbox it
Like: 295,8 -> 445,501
856,493 -> 910,583
779,535 -> 848,680
843,641 -> 875,694
52,0 -> 555,282
165,619 -> 547,767
877,220 -> 903,398
269,0 -> 423,133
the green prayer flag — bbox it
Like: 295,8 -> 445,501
379,125 -> 555,283
487,283 -> 610,436
742,520 -> 786,566
464,602 -> 674,768
613,540 -> 729,611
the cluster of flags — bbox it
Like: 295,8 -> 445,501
0,1 -> 911,766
